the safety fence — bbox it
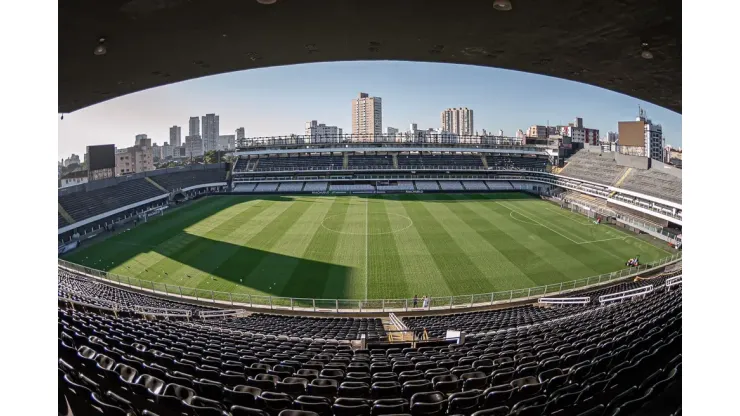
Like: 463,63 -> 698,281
58,251 -> 681,314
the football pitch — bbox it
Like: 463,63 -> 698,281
63,193 -> 674,300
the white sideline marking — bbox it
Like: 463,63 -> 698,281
500,202 -> 627,246
365,198 -> 369,300
545,208 -> 595,226
497,202 -> 584,244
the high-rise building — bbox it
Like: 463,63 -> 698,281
188,117 -> 200,136
201,113 -> 220,151
116,137 -> 154,175
185,135 -> 204,158
169,125 -> 182,147
440,108 -> 474,136
236,127 -> 245,146
218,135 -> 236,150
305,120 -> 343,143
351,93 -> 382,140
162,142 -> 173,159
637,109 -> 665,161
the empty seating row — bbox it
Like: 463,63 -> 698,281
59,179 -> 166,223
329,184 -> 376,192
278,182 -> 305,192
439,181 -> 464,191
151,170 -> 227,191
58,269 -> 216,313
59,286 -> 681,416
376,181 -> 415,191
619,169 -> 682,203
486,157 -> 547,172
254,157 -> 344,172
304,182 -> 329,192
462,181 -> 488,191
415,181 -> 440,191
348,156 -> 393,167
559,152 -> 627,186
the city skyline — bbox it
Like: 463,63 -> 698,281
57,61 -> 682,158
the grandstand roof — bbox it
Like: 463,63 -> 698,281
59,0 -> 681,113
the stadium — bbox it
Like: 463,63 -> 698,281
58,136 -> 682,416
57,1 -> 682,416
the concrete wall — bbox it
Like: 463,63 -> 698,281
650,160 -> 682,179
614,152 -> 649,170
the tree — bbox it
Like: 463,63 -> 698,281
204,150 -> 218,164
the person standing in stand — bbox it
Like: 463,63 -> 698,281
422,295 -> 429,309
413,295 -> 419,308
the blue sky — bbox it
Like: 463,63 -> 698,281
58,61 -> 681,159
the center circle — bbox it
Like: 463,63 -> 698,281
321,212 -> 414,236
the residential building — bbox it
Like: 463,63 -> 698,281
218,134 -> 236,151
440,107 -> 474,136
557,119 -> 599,145
607,131 -> 619,143
305,120 -> 343,143
169,125 -> 182,147
152,143 -> 163,161
185,135 -> 204,158
497,129 -> 504,137
59,170 -> 88,188
201,113 -> 220,151
63,154 -> 81,167
351,92 -> 382,139
188,117 -> 200,136
526,125 -> 548,139
162,142 -> 173,159
638,109 -> 665,161
236,127 -> 245,146
115,138 -> 154,176
386,127 -> 398,135
516,129 -> 526,140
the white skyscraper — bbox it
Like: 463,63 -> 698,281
169,125 -> 182,147
201,113 -> 220,152
188,117 -> 200,136
440,108 -> 474,136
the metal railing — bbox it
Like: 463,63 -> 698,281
58,252 -> 681,314
599,285 -> 654,304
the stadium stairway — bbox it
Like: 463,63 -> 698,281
251,158 -> 260,171
145,176 -> 169,193
343,153 -> 349,169
58,202 -> 75,225
392,154 -> 398,169
611,167 -> 634,196
481,154 -> 489,168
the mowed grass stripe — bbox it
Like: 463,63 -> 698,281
404,194 -> 492,296
510,201 -> 664,270
537,205 -> 672,263
218,198 -> 316,295
473,196 -> 601,285
111,198 -> 275,284
420,194 -> 534,292
282,197 -> 356,299
66,197 -> 237,270
328,197 -> 367,299
244,197 -> 336,298
381,195 -> 453,298
366,197 -> 409,299
441,194 -> 550,290
137,197 -> 286,290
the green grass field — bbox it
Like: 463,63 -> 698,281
63,193 -> 674,300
